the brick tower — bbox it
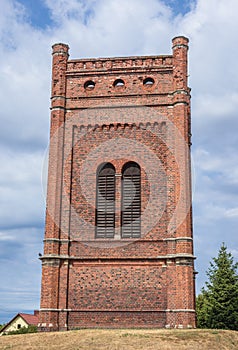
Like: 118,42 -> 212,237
39,36 -> 196,331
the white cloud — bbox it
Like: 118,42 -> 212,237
230,249 -> 238,258
224,208 -> 238,218
0,232 -> 15,241
45,0 -> 175,57
0,149 -> 45,229
193,93 -> 238,122
44,0 -> 94,23
178,0 -> 238,141
0,1 -> 51,151
0,226 -> 42,315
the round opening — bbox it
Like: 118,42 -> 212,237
84,80 -> 95,90
143,77 -> 155,86
113,79 -> 125,87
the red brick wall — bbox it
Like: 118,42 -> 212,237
39,36 -> 196,331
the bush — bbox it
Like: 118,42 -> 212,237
3,325 -> 37,336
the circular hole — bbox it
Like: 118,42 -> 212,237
143,77 -> 155,86
84,80 -> 95,90
113,79 -> 125,87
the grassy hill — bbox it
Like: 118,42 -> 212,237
0,329 -> 237,350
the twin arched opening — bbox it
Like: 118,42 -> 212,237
96,162 -> 141,239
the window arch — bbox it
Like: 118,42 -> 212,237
96,163 -> 115,238
121,162 -> 141,238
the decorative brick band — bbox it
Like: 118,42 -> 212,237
40,308 -> 195,313
40,253 -> 195,260
164,237 -> 193,242
66,55 -> 173,74
43,237 -> 193,243
172,44 -> 189,50
51,106 -> 66,111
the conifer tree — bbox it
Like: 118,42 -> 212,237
196,243 -> 238,330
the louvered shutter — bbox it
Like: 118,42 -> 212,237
96,163 -> 115,238
121,162 -> 141,238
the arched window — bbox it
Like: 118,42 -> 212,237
121,162 -> 141,238
96,163 -> 115,238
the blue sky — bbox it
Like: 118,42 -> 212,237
17,0 -> 52,28
0,0 -> 238,325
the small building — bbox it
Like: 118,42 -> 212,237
0,311 -> 39,335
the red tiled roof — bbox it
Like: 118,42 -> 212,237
19,313 -> 39,326
0,312 -> 39,334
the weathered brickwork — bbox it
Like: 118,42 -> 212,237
39,36 -> 196,331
